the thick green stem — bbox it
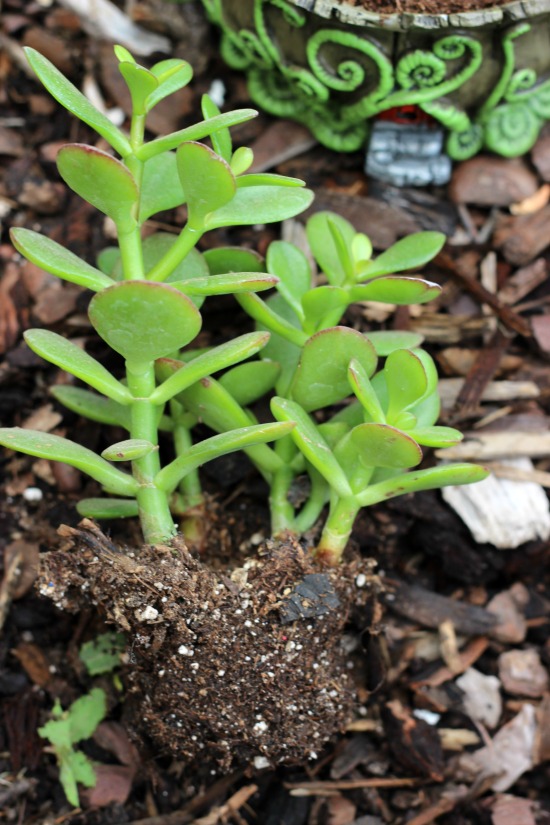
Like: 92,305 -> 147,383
294,469 -> 328,533
127,362 -> 176,545
147,224 -> 203,282
269,435 -> 298,535
118,228 -> 145,280
314,496 -> 359,565
270,466 -> 296,535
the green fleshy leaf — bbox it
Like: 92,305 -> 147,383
351,422 -> 422,469
51,386 -> 130,429
256,294 -> 303,396
327,217 -> 355,285
357,232 -> 445,280
306,211 -> 355,286
176,142 -> 236,229
119,62 -> 159,115
237,292 -> 308,348
411,348 -> 439,399
267,240 -> 311,318
177,373 -> 284,475
171,272 -> 277,296
25,330 -> 131,405
329,400 -> 364,428
96,247 -> 120,276
10,228 -> 114,291
230,146 -> 254,176
101,439 -> 156,461
412,391 -> 441,427
156,422 -> 294,492
392,411 -> 417,430
139,152 -> 186,222
366,330 -> 424,356
57,145 -> 138,234
205,185 -> 314,228
408,426 -> 463,448
384,349 -> 428,421
219,360 -> 280,405
349,276 -> 441,305
137,109 -> 258,161
113,45 -> 135,63
290,327 -> 377,412
201,94 -> 232,161
89,281 -> 202,365
25,48 -> 131,156
146,61 -> 192,110
270,397 -> 352,498
317,421 -> 350,449
348,358 -> 385,424
77,498 -> 139,519
236,173 -> 305,188
204,246 -> 263,275
0,429 -> 138,496
351,233 -> 373,264
301,286 -> 348,334
357,463 -> 489,507
150,331 -> 269,405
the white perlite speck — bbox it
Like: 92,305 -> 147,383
253,756 -> 271,770
135,605 -> 159,622
23,487 -> 43,502
252,720 -> 268,735
178,645 -> 194,656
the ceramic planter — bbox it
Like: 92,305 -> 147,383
201,0 -> 550,160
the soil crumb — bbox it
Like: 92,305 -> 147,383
39,521 -> 380,770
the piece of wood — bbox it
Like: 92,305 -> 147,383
438,378 -> 539,409
436,431 -> 550,460
435,252 -> 532,337
498,258 -> 547,305
441,457 -> 550,548
410,312 -> 494,344
384,580 -> 496,636
450,328 -> 510,420
493,203 -> 550,266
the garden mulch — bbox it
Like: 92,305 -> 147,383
0,2 -> 549,824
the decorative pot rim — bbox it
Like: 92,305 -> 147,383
294,0 -> 550,30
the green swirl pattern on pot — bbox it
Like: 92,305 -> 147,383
202,0 -> 550,159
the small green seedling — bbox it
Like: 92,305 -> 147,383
38,688 -> 107,808
0,49 -> 487,561
80,632 -> 126,676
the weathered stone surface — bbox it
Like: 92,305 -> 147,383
487,591 -> 527,643
498,648 -> 549,697
449,157 -> 538,206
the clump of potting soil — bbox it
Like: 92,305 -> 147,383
39,521 -> 380,769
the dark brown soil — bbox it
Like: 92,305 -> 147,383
346,0 -> 527,14
39,521 -> 381,771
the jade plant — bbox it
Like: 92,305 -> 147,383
0,47 -> 487,561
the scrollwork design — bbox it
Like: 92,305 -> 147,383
203,0 -> 550,159
446,124 -> 484,161
484,102 -> 540,156
306,29 -> 393,95
395,51 -> 447,90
